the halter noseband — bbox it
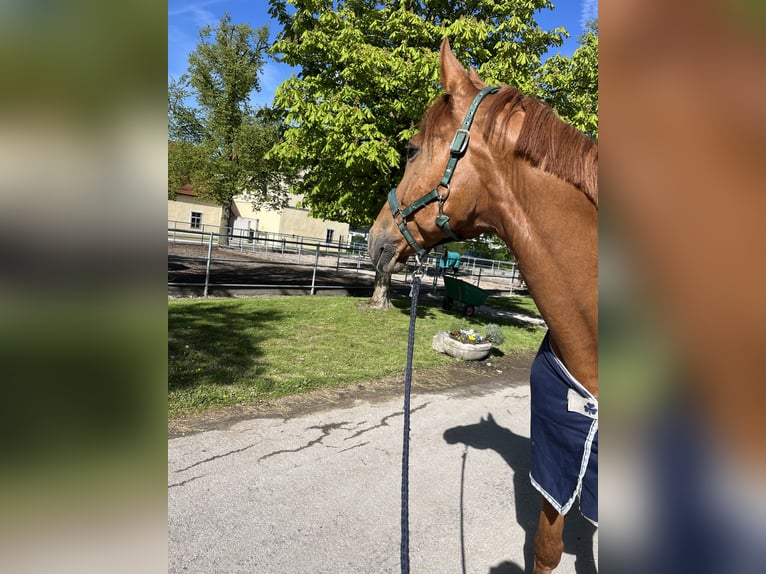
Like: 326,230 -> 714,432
388,86 -> 499,258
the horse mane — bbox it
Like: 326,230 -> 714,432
484,86 -> 598,207
419,88 -> 598,208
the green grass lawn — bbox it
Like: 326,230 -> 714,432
169,295 -> 544,416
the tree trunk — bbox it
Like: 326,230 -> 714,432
218,200 -> 232,246
368,269 -> 392,310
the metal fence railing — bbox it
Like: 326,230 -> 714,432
168,223 -> 526,298
167,219 -> 368,257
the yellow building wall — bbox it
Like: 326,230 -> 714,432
232,199 -> 282,233
168,196 -> 222,231
167,192 -> 349,242
279,207 -> 350,242
232,197 -> 350,242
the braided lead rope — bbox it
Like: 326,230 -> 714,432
401,274 -> 421,574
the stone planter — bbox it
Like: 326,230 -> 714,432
432,331 -> 492,360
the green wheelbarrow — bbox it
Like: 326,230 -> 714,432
442,275 -> 489,316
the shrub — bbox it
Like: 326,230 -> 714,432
484,324 -> 505,345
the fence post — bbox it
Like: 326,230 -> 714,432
510,262 -> 517,295
310,247 -> 320,295
203,231 -> 214,297
476,266 -> 482,289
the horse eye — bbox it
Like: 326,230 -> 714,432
407,144 -> 420,161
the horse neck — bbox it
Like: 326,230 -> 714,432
487,162 -> 598,395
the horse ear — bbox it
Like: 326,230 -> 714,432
439,37 -> 473,97
468,67 -> 486,90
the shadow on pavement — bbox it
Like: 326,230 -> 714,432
444,414 -> 597,574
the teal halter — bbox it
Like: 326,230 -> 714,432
388,86 -> 499,259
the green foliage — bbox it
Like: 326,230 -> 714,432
537,19 -> 598,139
447,233 -> 516,261
350,234 -> 368,246
168,140 -> 209,199
168,77 -> 204,144
484,323 -> 505,345
168,14 -> 291,211
187,14 -> 269,128
267,0 -> 572,227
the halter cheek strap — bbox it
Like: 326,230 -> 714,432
389,86 -> 499,258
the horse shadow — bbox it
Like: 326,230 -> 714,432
443,414 -> 597,574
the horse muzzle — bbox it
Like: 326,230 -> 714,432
368,232 -> 402,273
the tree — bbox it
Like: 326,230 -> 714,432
267,0 -> 567,227
168,77 -> 204,143
268,0 -> 572,308
537,19 -> 598,139
168,13 -> 288,242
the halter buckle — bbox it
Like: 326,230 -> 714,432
450,129 -> 470,157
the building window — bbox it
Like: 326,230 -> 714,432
325,228 -> 334,243
190,211 -> 202,229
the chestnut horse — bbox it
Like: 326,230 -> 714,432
369,39 -> 597,573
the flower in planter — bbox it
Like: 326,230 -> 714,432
449,328 -> 485,344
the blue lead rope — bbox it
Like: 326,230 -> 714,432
394,87 -> 499,573
401,274 -> 421,574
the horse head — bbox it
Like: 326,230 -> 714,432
369,38 -> 497,273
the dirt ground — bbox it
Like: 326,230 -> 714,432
168,241 -> 393,297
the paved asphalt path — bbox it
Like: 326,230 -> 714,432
168,368 -> 598,574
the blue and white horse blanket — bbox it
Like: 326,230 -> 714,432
529,332 -> 598,526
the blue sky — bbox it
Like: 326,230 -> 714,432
168,0 -> 598,109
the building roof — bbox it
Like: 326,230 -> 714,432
176,184 -> 198,197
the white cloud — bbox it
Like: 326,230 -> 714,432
580,0 -> 598,29
168,0 -> 223,29
167,1 -> 227,80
